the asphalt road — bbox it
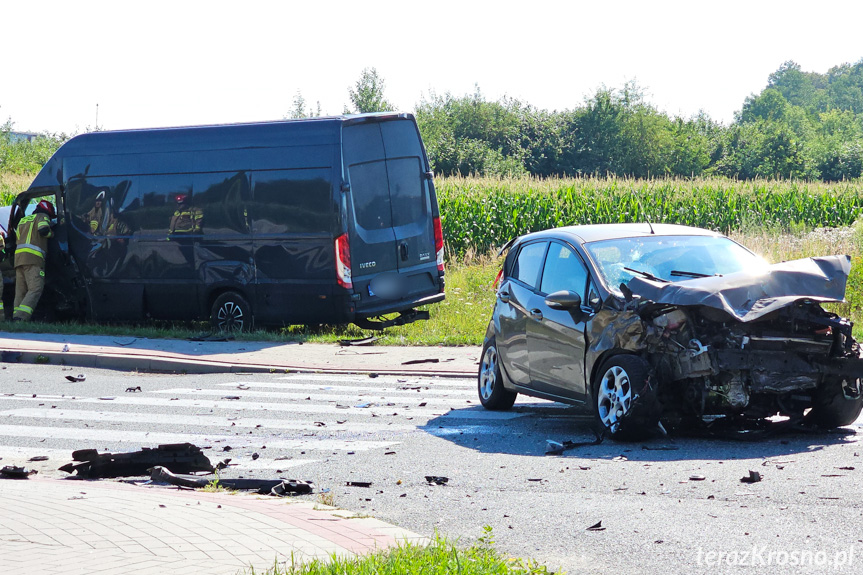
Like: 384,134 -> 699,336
2,363 -> 862,574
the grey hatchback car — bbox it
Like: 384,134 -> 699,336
478,224 -> 863,438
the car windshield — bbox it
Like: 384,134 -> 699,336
584,235 -> 766,295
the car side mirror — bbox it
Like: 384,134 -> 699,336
545,290 -> 582,310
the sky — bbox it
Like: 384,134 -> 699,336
3,1 -> 863,135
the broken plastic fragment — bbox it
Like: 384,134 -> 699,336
740,470 -> 762,483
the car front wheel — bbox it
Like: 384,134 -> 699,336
478,336 -> 517,410
808,377 -> 863,428
593,354 -> 657,439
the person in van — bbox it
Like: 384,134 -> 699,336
13,200 -> 55,321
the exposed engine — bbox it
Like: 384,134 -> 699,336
640,301 -> 862,422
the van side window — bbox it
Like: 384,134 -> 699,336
194,172 -> 250,235
67,176 -> 134,236
387,158 -> 426,227
349,161 -> 391,230
135,175 -> 193,236
250,169 -> 332,235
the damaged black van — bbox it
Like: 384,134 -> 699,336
5,113 -> 445,330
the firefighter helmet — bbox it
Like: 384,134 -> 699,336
36,200 -> 56,219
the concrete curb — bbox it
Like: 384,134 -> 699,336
0,337 -> 480,378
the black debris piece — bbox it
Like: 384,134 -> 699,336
402,358 -> 440,365
28,456 -> 49,462
425,476 -> 449,485
59,443 -> 214,478
1,466 -> 38,479
586,521 -> 606,531
1,351 -> 22,363
222,396 -> 241,400
346,481 -> 372,488
740,470 -> 762,484
338,336 -> 379,347
150,466 -> 314,496
125,386 -> 142,393
188,333 -> 234,342
251,453 -> 260,461
65,374 -> 86,382
544,431 -> 605,455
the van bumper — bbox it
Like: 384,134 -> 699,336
354,292 -> 445,318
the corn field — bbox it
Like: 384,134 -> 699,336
438,176 -> 863,257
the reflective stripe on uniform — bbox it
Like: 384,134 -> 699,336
15,304 -> 33,314
15,243 -> 46,258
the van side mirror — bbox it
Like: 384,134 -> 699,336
545,290 -> 582,310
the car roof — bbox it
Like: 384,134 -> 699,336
517,223 -> 723,245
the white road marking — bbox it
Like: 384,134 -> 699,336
153,387 -> 477,406
224,380 -> 476,397
0,408 -> 416,433
0,425 -> 397,451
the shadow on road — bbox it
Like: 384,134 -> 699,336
422,400 -> 861,462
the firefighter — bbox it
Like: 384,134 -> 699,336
13,200 -> 55,321
83,191 -> 106,234
168,193 -> 202,235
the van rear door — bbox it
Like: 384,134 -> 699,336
343,117 -> 440,311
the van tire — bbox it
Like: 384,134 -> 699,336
211,292 -> 252,332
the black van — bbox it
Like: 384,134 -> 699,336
6,113 -> 445,329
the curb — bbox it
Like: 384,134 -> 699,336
0,348 -> 477,378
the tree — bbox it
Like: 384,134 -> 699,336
287,91 -> 321,119
346,68 -> 394,114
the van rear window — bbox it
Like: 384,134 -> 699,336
350,161 -> 392,230
387,157 -> 425,227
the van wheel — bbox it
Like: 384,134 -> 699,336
211,292 -> 252,332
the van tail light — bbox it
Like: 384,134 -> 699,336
335,233 -> 352,290
433,216 -> 444,272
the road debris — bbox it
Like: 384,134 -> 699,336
425,476 -> 449,485
338,335 -> 379,346
64,374 -> 86,382
402,358 -> 440,365
1,466 -> 38,479
689,475 -> 706,481
544,431 -> 605,455
586,521 -> 606,531
150,466 -> 314,496
59,443 -> 214,478
346,481 -> 372,488
740,470 -> 762,484
28,456 -> 49,462
125,386 -> 142,393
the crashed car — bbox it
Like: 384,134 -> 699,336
478,223 -> 863,438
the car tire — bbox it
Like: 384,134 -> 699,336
210,291 -> 252,333
478,336 -> 517,410
592,354 -> 657,439
808,377 -> 863,428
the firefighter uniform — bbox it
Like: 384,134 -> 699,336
169,204 -> 203,234
13,212 -> 53,320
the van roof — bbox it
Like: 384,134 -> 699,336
28,112 -> 415,191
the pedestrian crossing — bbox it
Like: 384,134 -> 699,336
0,371 -> 562,476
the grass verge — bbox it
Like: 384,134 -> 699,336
242,528 -> 551,575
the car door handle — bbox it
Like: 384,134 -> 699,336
530,308 -> 543,320
498,290 -> 510,303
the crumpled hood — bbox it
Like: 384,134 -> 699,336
624,255 -> 851,322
